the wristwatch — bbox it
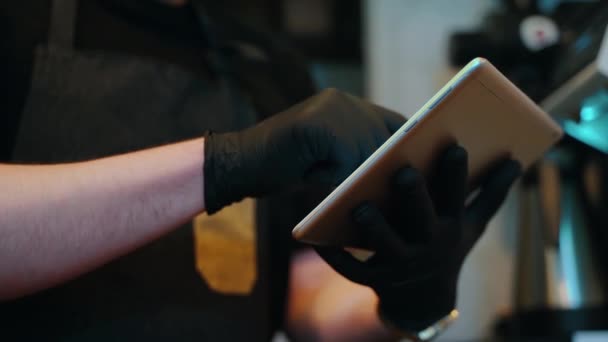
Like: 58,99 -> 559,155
380,309 -> 459,341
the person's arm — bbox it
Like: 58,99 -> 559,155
287,249 -> 398,342
0,138 -> 206,301
0,88 -> 405,301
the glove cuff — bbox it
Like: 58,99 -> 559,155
203,131 -> 247,214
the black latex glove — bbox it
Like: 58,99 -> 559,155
315,145 -> 522,333
203,88 -> 405,214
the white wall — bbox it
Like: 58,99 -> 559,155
364,1 -> 520,340
365,0 -> 498,117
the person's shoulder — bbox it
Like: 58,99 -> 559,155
0,1 -> 51,162
0,1 -> 51,38
0,0 -> 51,61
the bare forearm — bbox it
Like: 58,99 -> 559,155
287,250 -> 397,341
0,138 -> 205,300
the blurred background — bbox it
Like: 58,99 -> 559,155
234,0 -> 608,340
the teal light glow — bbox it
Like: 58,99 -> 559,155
580,106 -> 601,122
558,186 -> 582,306
580,89 -> 608,122
564,120 -> 608,154
566,88 -> 608,153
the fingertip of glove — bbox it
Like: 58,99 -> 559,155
394,167 -> 421,188
443,144 -> 468,162
501,159 -> 523,179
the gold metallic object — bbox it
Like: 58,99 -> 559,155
193,198 -> 257,295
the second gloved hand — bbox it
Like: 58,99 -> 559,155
203,88 -> 405,214
315,145 -> 522,335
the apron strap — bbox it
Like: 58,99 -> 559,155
192,0 -> 256,125
48,0 -> 78,49
191,1 -> 230,78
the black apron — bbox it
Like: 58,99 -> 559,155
2,1 -> 283,340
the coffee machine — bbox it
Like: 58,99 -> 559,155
449,1 -> 608,340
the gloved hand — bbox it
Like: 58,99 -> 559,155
203,88 -> 405,214
315,144 -> 522,334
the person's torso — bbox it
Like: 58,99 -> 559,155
0,1 -> 315,340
